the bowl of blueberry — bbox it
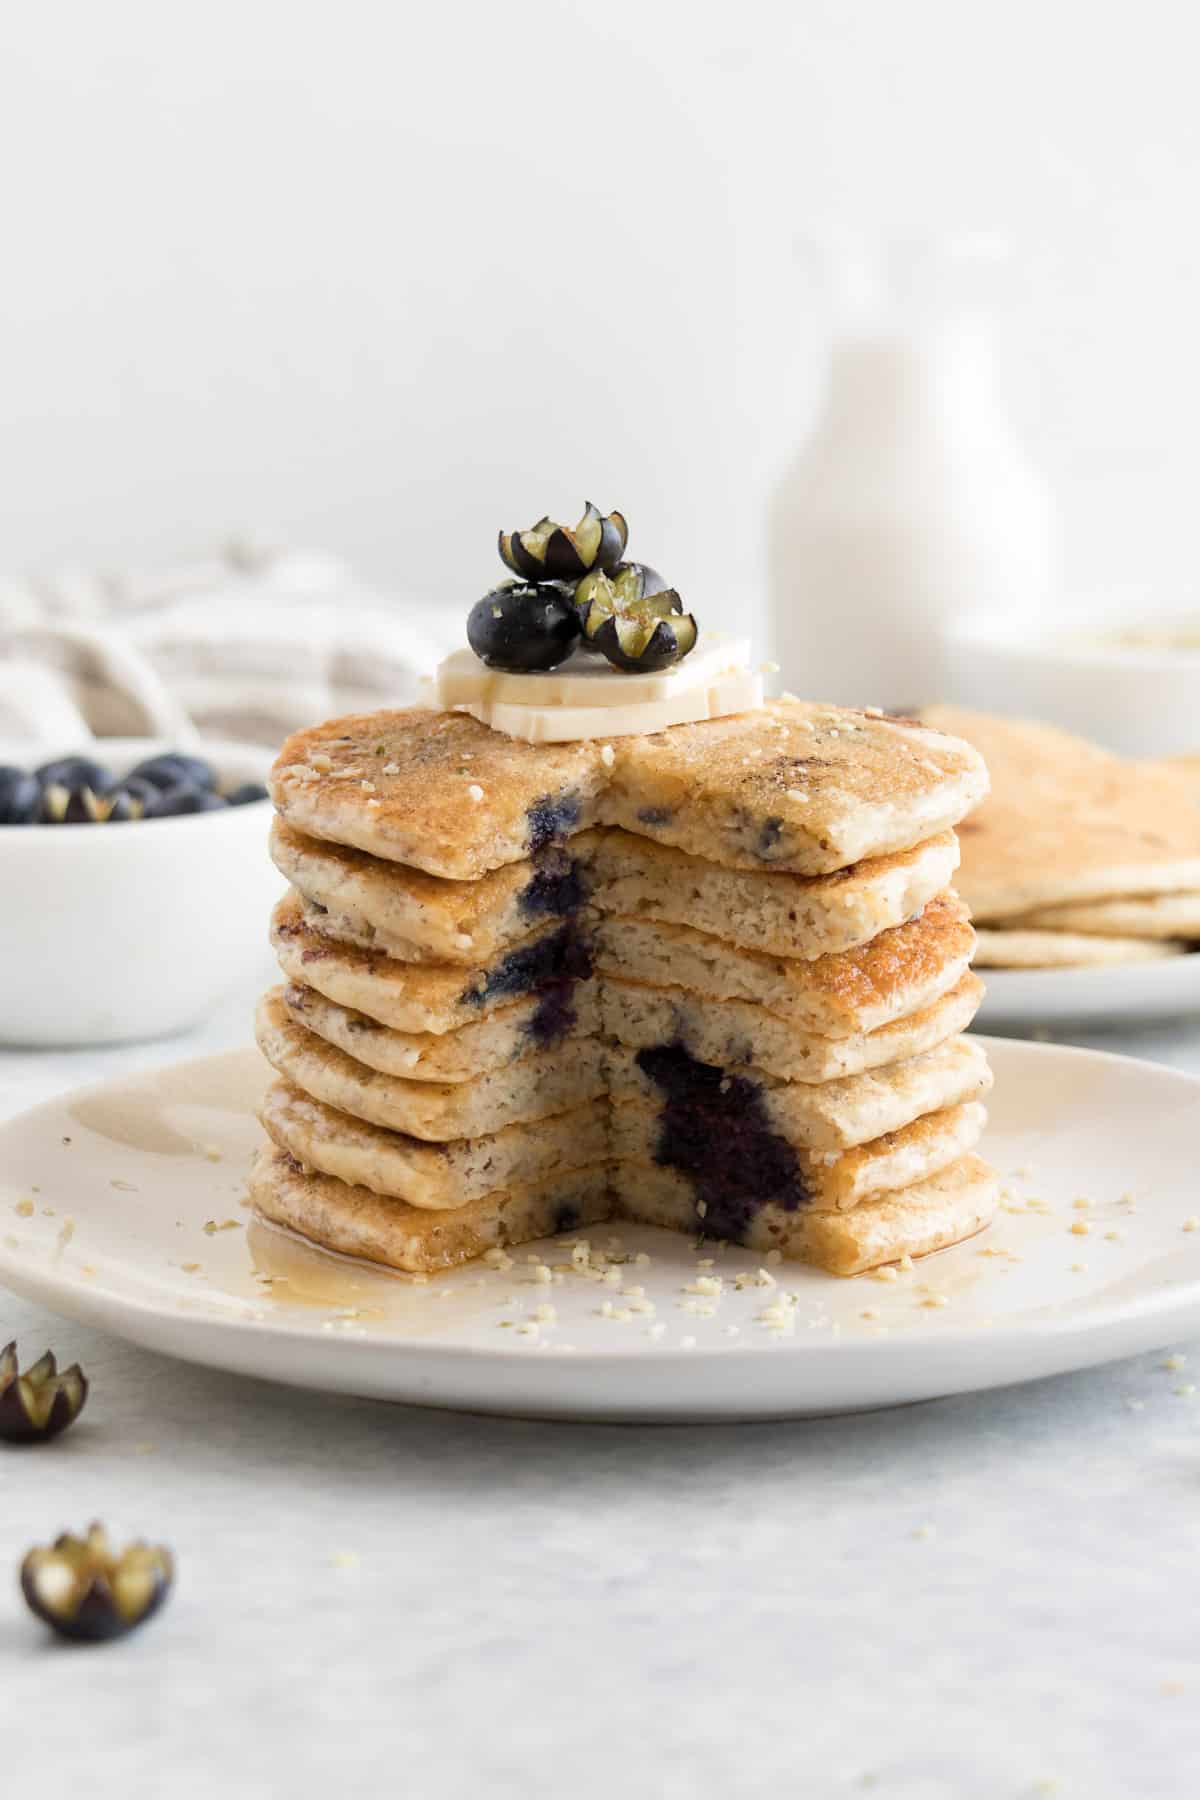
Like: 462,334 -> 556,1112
0,739 -> 282,1046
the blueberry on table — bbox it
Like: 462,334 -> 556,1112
0,765 -> 40,824
34,755 -> 116,796
21,1523 -> 174,1643
224,781 -> 269,806
0,1341 -> 89,1443
467,581 -> 582,672
128,752 -> 217,792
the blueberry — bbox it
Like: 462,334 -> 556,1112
526,794 -> 581,856
128,753 -> 217,793
110,775 -> 166,819
42,779 -> 156,824
35,755 -> 116,795
519,851 -> 587,919
528,982 -> 579,1045
0,766 -> 40,824
40,783 -> 113,824
461,924 -> 593,1010
466,582 -> 581,672
224,781 -> 268,807
636,1042 -> 809,1243
154,783 -> 228,817
102,789 -> 142,823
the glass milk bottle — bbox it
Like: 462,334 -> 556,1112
768,238 -> 1057,707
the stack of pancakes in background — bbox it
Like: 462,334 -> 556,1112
249,700 -> 997,1277
923,707 -> 1200,969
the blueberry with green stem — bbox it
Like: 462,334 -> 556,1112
576,564 -> 697,673
499,502 -> 627,583
571,562 -> 668,654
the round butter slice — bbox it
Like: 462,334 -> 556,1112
448,667 -> 765,742
434,635 -> 752,709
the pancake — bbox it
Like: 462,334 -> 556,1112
583,829 -> 960,960
596,893 -> 974,1037
1008,891 -> 1200,940
612,1098 -> 986,1212
617,1154 -> 999,1275
271,892 -> 592,1036
608,1036 -> 992,1152
599,971 -> 984,1084
275,885 -> 972,1041
273,817 -> 960,965
282,966 -> 983,1090
280,980 -> 598,1083
250,1145 -> 611,1277
260,982 -> 988,1152
270,708 -> 609,881
250,1143 -> 996,1277
271,700 -> 988,881
1143,753 -> 1200,803
921,706 -> 1200,920
256,991 -> 608,1140
262,1067 -> 983,1217
259,699 -> 995,1275
259,1079 -> 608,1209
602,701 -> 987,875
271,816 -> 589,966
973,928 -> 1186,969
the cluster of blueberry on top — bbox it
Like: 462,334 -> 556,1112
0,751 -> 268,826
467,502 -> 698,676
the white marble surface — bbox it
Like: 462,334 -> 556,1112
4,995 -> 1200,1800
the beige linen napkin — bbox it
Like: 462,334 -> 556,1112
0,538 -> 455,751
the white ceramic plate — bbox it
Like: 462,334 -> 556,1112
976,955 -> 1200,1031
2,1038 -> 1200,1422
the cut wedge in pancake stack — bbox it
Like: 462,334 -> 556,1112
922,706 -> 1200,970
249,700 -> 996,1278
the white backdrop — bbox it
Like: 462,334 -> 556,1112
2,0 -> 1197,643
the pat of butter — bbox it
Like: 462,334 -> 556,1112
434,635 -> 752,709
449,667 -> 764,742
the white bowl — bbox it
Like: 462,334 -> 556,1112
0,738 -> 282,1046
945,611 -> 1200,758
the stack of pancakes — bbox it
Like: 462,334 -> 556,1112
923,707 -> 1200,969
249,700 -> 998,1277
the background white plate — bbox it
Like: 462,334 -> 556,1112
976,953 -> 1200,1031
2,1037 -> 1200,1421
